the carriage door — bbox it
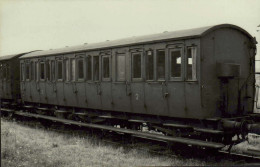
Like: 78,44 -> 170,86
74,54 -> 86,108
63,54 -> 77,107
55,57 -> 65,106
144,44 -> 168,116
45,57 -> 57,105
23,60 -> 31,102
166,43 -> 186,117
112,48 -> 131,112
38,58 -> 47,104
130,47 -> 145,114
100,51 -> 112,110
85,52 -> 102,109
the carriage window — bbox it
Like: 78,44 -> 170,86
132,53 -> 142,79
117,54 -> 126,81
102,56 -> 110,79
71,58 -> 76,81
146,51 -> 154,80
35,62 -> 39,81
26,63 -> 30,80
57,61 -> 63,80
64,59 -> 69,81
21,63 -> 25,81
51,60 -> 55,81
0,64 -> 2,79
30,62 -> 34,80
187,47 -> 197,80
93,56 -> 99,81
78,59 -> 84,80
157,50 -> 165,80
40,62 -> 45,80
46,61 -> 51,81
170,50 -> 182,78
87,56 -> 92,80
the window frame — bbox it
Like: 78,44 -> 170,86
169,48 -> 183,81
145,50 -> 155,81
46,60 -> 51,82
76,57 -> 85,82
186,46 -> 197,81
20,62 -> 25,82
102,55 -> 111,81
131,52 -> 143,82
56,59 -> 63,82
116,53 -> 126,82
30,61 -> 34,81
156,49 -> 166,81
86,55 -> 92,81
64,58 -> 70,82
39,61 -> 46,81
25,62 -> 30,81
93,55 -> 100,82
70,58 -> 76,82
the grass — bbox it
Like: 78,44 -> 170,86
1,118 -> 210,167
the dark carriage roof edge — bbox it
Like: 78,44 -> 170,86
20,24 -> 254,59
0,50 -> 40,61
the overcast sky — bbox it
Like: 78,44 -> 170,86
0,0 -> 260,64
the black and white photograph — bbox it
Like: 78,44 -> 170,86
1,0 -> 260,166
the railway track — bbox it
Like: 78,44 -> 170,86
1,110 -> 260,164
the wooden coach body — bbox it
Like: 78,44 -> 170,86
19,24 -> 256,119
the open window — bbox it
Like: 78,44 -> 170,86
77,58 -> 84,81
57,60 -> 63,81
40,62 -> 45,81
116,54 -> 126,81
186,47 -> 197,81
93,56 -> 99,81
157,50 -> 165,80
70,58 -> 76,81
170,49 -> 182,79
35,62 -> 39,81
132,52 -> 142,80
87,56 -> 92,81
102,56 -> 110,81
146,50 -> 154,80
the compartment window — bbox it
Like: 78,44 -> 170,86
146,51 -> 154,80
26,63 -> 30,80
78,59 -> 84,80
93,56 -> 99,81
71,58 -> 76,81
21,63 -> 25,81
64,59 -> 69,81
170,49 -> 182,78
35,62 -> 39,81
87,56 -> 92,80
57,60 -> 63,80
30,62 -> 34,80
187,47 -> 197,80
40,62 -> 45,80
102,56 -> 110,79
51,60 -> 55,81
46,60 -> 51,81
116,54 -> 126,81
132,53 -> 142,79
157,50 -> 165,80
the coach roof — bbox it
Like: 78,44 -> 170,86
20,24 -> 254,59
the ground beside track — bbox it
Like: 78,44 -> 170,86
0,118 -> 256,167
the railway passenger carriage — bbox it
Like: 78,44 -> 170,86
1,24 -> 260,148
